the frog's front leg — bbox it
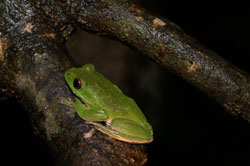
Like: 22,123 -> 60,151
64,97 -> 109,121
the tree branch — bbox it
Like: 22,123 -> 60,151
57,0 -> 250,121
0,0 -> 147,166
1,0 -> 250,165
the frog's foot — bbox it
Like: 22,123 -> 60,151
84,128 -> 96,139
64,97 -> 84,108
63,99 -> 75,107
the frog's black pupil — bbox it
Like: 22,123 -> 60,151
73,78 -> 82,89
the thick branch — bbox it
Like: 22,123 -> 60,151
0,1 -> 147,166
1,0 -> 250,165
56,0 -> 250,121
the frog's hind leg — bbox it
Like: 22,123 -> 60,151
110,118 -> 153,143
88,119 -> 153,144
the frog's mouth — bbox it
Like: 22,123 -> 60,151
80,97 -> 89,108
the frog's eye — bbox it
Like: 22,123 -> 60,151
73,78 -> 82,89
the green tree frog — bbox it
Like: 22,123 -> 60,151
64,64 -> 153,144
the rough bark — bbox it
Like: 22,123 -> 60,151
57,0 -> 250,120
0,1 -> 147,166
29,0 -> 250,120
1,0 -> 250,166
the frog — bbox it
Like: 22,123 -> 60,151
64,64 -> 153,144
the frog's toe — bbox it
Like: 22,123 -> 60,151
64,99 -> 75,107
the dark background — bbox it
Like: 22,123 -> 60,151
1,1 -> 250,165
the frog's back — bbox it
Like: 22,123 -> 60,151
83,69 -> 150,128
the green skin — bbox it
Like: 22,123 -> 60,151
64,64 -> 153,144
